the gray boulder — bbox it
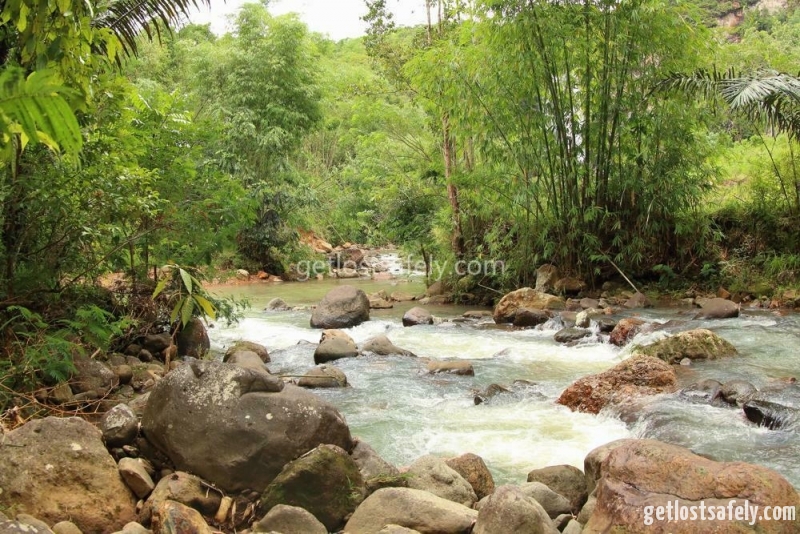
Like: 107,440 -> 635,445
512,308 -> 551,327
554,327 -> 591,344
526,464 -> 587,514
141,360 -> 353,493
719,380 -> 757,406
224,340 -> 270,363
225,350 -> 269,374
298,365 -> 348,388
314,329 -> 358,364
473,485 -> 559,534
100,403 -> 139,448
351,439 -> 400,481
406,455 -> 477,507
253,504 -> 327,534
70,354 -> 118,395
517,482 -> 572,519
403,307 -> 433,327
361,334 -> 416,357
696,297 -> 740,319
176,317 -> 210,358
310,285 -> 370,329
140,472 -> 221,524
344,487 -> 478,534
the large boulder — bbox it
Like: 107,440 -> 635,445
351,439 -> 400,481
743,384 -> 800,431
361,334 -> 416,357
696,297 -> 740,319
403,307 -> 434,327
526,464 -> 587,515
632,328 -> 738,364
493,288 -> 565,324
252,504 -> 327,534
473,485 -> 559,534
176,317 -> 210,358
583,439 -> 800,533
557,355 -> 677,414
310,285 -> 370,329
260,444 -> 365,531
141,360 -> 353,493
344,487 -> 478,534
583,439 -> 638,495
406,455 -> 477,507
314,329 -> 359,364
224,340 -> 270,363
445,453 -> 495,500
0,417 -> 137,533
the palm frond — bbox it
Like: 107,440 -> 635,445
92,0 -> 213,57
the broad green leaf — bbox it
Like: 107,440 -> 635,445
170,298 -> 183,324
193,295 -> 217,320
179,268 -> 193,294
180,297 -> 194,326
152,278 -> 167,298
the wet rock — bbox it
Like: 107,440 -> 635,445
151,500 -> 213,534
403,306 -> 433,327
474,485 -> 558,534
623,292 -> 652,309
596,317 -> 616,333
265,297 -> 289,311
224,340 -> 270,363
632,328 -> 738,364
361,334 -> 415,357
696,297 -> 740,319
554,327 -> 591,344
742,384 -> 800,430
344,488 -> 478,534
512,308 -> 551,327
473,383 -> 510,405
140,472 -> 221,524
406,455 -> 477,507
101,403 -> 139,448
176,317 -> 210,358
351,439 -> 400,481
141,360 -> 352,493
119,458 -> 155,499
314,329 -> 358,364
517,482 -> 572,519
369,297 -> 394,309
583,439 -> 800,533
680,379 -> 723,404
426,360 -> 475,376
310,285 -> 370,329
298,365 -> 348,388
494,288 -> 565,324
719,380 -> 757,406
445,453 -> 495,500
260,444 -> 365,531
252,504 -> 327,534
526,464 -> 587,514
609,318 -> 646,346
557,355 -> 677,414
0,417 -> 136,533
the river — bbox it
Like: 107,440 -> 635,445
207,261 -> 800,488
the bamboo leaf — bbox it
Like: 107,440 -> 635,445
152,278 -> 167,298
179,268 -> 193,294
193,295 -> 217,320
180,297 -> 194,327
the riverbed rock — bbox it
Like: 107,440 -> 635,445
512,308 -> 551,327
526,464 -> 587,514
473,485 -> 559,534
71,354 -> 118,395
176,317 -> 210,358
298,364 -> 348,388
406,455 -> 477,507
265,297 -> 289,311
554,327 -> 591,344
623,291 -> 652,309
260,444 -> 365,530
151,500 -> 213,534
632,328 -> 738,364
352,439 -> 401,482
314,329 -> 359,363
680,379 -> 723,404
252,504 -> 327,534
609,317 -> 645,346
142,333 -> 172,355
535,264 -> 559,293
310,285 -> 370,329
101,403 -> 139,448
517,482 -> 572,519
369,297 -> 394,309
742,384 -> 800,430
344,487 -> 478,534
140,472 -> 221,524
361,334 -> 416,357
719,380 -> 758,406
583,439 -> 800,533
494,288 -> 565,324
0,519 -> 54,534
426,360 -> 475,376
224,340 -> 270,363
554,277 -> 586,295
51,522 -> 82,534
403,306 -> 433,327
445,453 -> 495,500
0,417 -> 137,532
557,355 -> 677,414
696,297 -> 740,319
141,360 -> 352,493
119,458 -> 155,499
225,350 -> 269,374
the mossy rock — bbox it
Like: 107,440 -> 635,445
260,444 -> 365,531
633,328 -> 737,364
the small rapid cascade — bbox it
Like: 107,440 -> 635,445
210,257 -> 800,488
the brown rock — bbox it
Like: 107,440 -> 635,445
535,264 -> 559,293
473,485 -> 558,534
633,328 -> 738,364
223,340 -> 270,363
406,455 -> 477,507
583,439 -> 800,533
152,501 -> 213,534
526,464 -> 587,514
512,308 -> 551,327
297,365 -> 348,388
141,472 -> 221,524
119,458 -> 155,499
426,360 -> 475,376
493,288 -> 565,324
624,292 -> 653,309
402,306 -> 433,326
556,355 -> 677,414
252,504 -> 327,534
175,317 -> 210,358
696,297 -> 740,319
445,453 -> 496,500
609,318 -> 646,347
314,329 -> 358,364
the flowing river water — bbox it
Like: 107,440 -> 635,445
208,255 -> 800,488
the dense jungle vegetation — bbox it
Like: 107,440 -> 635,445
1,0 -> 799,403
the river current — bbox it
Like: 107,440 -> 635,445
208,259 -> 800,488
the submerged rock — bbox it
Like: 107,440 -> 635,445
679,379 -> 723,404
557,355 -> 677,414
314,329 -> 358,364
310,285 -> 370,329
403,306 -> 433,327
426,360 -> 475,376
719,380 -> 757,406
554,327 -> 591,344
361,334 -> 416,357
743,384 -> 800,431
